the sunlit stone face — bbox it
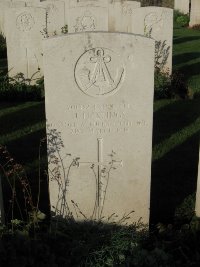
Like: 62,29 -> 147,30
44,32 -> 155,225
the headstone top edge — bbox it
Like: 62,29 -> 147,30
5,5 -> 47,12
134,6 -> 174,12
43,31 -> 156,44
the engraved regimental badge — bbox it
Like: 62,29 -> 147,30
75,48 -> 125,97
74,10 -> 96,32
16,12 -> 35,32
144,12 -> 164,37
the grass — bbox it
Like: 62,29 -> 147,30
0,102 -> 49,220
151,98 -> 200,223
0,59 -> 7,71
148,23 -> 200,223
0,101 -> 199,224
0,102 -> 46,165
173,22 -> 200,96
0,10 -> 200,267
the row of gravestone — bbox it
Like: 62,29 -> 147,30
174,0 -> 200,26
0,0 -> 173,84
38,30 -> 200,224
0,0 -> 199,225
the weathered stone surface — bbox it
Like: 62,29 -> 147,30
44,32 -> 155,224
190,0 -> 200,27
5,6 -> 46,82
195,149 -> 200,217
27,0 -> 66,36
0,0 -> 26,36
131,7 -> 173,73
174,0 -> 190,14
68,0 -> 108,33
108,1 -> 141,32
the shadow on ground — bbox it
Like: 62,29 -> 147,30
153,99 -> 200,147
173,52 -> 200,66
173,35 -> 200,45
150,132 -> 199,224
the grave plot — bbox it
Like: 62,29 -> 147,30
44,31 -> 155,224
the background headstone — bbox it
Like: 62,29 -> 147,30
68,0 -> 108,33
195,148 -> 200,217
0,0 -> 26,36
44,32 -> 155,224
27,0 -> 66,36
174,0 -> 190,14
5,6 -> 46,82
189,0 -> 200,27
131,7 -> 173,73
11,0 -> 41,2
108,1 -> 141,32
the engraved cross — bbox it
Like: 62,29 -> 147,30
78,138 -> 123,219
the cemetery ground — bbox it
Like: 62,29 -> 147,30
0,21 -> 200,267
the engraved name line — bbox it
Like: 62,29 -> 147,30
66,103 -> 130,111
74,111 -> 126,120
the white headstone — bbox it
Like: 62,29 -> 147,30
189,0 -> 200,27
5,7 -> 46,82
131,7 -> 173,73
0,1 -> 26,36
44,32 -> 155,224
11,0 -> 41,3
11,0 -> 41,2
108,1 -> 141,32
27,0 -> 66,36
68,0 -> 108,33
174,0 -> 190,14
195,148 -> 200,217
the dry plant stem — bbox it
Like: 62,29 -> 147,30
0,145 -> 37,230
0,165 -> 24,223
71,201 -> 79,219
100,160 -> 114,219
91,166 -> 98,220
36,140 -> 42,211
53,159 -> 73,217
16,171 -> 33,208
50,135 -> 70,214
53,159 -> 78,235
118,211 -> 135,224
71,200 -> 87,219
62,160 -> 74,213
11,177 -> 15,232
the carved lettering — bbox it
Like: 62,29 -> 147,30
49,102 -> 147,136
